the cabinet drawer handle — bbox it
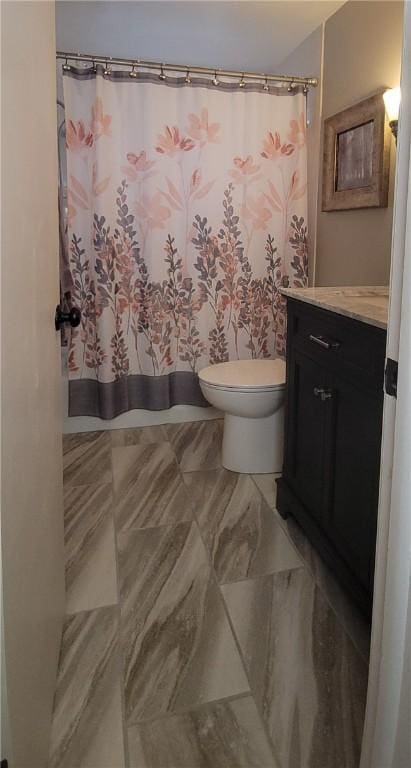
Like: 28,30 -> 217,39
309,334 -> 340,350
313,386 -> 333,401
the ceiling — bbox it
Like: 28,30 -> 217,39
56,1 -> 346,72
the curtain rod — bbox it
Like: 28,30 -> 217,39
56,51 -> 318,88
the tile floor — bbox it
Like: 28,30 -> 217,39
49,419 -> 369,768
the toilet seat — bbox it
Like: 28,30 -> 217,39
199,358 -> 286,392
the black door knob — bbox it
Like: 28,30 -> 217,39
55,304 -> 81,331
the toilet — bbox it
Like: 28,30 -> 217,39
199,358 -> 286,474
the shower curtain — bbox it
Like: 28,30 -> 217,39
63,66 -> 308,418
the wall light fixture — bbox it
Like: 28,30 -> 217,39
383,86 -> 401,143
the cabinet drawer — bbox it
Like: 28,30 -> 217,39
288,299 -> 386,381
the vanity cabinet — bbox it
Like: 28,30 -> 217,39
277,298 -> 386,617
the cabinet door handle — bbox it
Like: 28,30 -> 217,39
309,334 -> 340,350
313,386 -> 333,401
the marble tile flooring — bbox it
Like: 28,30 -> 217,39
49,419 -> 369,768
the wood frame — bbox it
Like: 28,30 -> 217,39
322,93 -> 391,212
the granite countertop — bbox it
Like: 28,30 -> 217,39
280,286 -> 389,329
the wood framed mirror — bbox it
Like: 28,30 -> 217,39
322,93 -> 391,211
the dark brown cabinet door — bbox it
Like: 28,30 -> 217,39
279,299 -> 385,617
325,373 -> 383,591
285,349 -> 331,524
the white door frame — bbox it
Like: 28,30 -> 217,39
361,2 -> 411,766
1,1 -> 65,765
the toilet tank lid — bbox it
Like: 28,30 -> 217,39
199,358 -> 286,388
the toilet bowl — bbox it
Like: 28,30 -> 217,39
199,358 -> 286,474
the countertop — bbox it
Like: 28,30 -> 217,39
280,286 -> 389,330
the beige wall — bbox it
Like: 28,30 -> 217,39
279,25 -> 324,284
316,0 -> 403,286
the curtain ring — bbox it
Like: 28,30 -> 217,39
129,63 -> 138,79
159,64 -> 166,81
92,59 -> 97,74
103,59 -> 112,76
263,77 -> 269,92
303,84 -> 308,94
287,81 -> 294,92
62,57 -> 71,72
185,69 -> 191,84
239,73 -> 245,88
212,71 -> 220,86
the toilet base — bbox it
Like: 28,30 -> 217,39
222,406 -> 284,474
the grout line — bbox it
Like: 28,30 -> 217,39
64,601 -> 119,617
178,457 -> 282,768
116,520 -> 193,542
250,475 -> 371,664
211,544 -> 283,768
164,419 -> 224,474
180,466 -> 221,475
250,474 -> 304,563
109,431 -> 131,768
126,690 -> 253,729
218,563 -> 305,589
221,600 -> 281,764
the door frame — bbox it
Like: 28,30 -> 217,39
1,1 -> 65,765
360,3 -> 411,765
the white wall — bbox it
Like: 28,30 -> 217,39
55,0 -> 343,71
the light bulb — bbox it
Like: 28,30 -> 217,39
383,87 -> 401,122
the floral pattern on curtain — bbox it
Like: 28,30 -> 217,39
63,68 -> 308,418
